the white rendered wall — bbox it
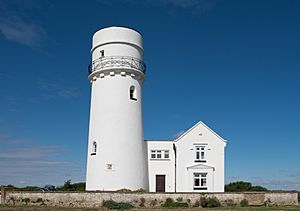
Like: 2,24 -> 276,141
86,27 -> 148,191
146,141 -> 175,192
175,121 -> 226,192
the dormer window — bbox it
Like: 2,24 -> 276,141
195,146 -> 205,162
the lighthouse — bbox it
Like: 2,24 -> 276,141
86,26 -> 148,191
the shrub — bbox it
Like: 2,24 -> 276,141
102,200 -> 134,210
162,198 -> 189,208
139,197 -> 146,207
135,188 -> 146,193
240,199 -> 248,207
200,196 -> 221,208
116,188 -> 132,193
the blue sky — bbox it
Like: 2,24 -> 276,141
0,0 -> 299,190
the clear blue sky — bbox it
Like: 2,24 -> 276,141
0,0 -> 299,190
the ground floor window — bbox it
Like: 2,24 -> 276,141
194,172 -> 207,190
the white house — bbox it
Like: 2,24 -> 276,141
147,121 -> 227,193
86,26 -> 227,193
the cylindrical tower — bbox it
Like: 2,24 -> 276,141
86,26 -> 148,191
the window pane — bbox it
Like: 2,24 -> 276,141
157,154 -> 162,158
196,151 -> 200,159
201,151 -> 204,159
151,154 -> 156,159
164,151 -> 169,159
194,178 -> 200,187
201,178 -> 207,187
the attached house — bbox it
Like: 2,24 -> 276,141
146,121 -> 227,192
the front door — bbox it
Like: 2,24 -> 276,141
156,175 -> 165,192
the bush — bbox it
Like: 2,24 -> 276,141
240,199 -> 248,207
116,188 -> 132,193
224,199 -> 236,206
135,188 -> 146,193
162,198 -> 189,208
200,196 -> 221,208
193,200 -> 200,207
102,200 -> 134,210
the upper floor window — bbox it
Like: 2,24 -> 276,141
150,150 -> 170,160
194,172 -> 207,190
195,146 -> 205,161
91,141 -> 97,155
130,86 -> 137,101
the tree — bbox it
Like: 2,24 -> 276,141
225,181 -> 268,192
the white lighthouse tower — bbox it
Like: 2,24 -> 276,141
86,26 -> 148,191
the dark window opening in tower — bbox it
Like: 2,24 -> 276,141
100,50 -> 104,58
91,141 -> 97,155
130,86 -> 137,101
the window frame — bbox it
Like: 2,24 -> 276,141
150,150 -> 170,160
91,141 -> 97,156
193,172 -> 207,190
129,86 -> 137,101
195,145 -> 206,162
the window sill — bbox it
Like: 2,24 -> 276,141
194,187 -> 207,190
194,160 -> 206,163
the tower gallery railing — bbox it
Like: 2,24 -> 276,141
88,56 -> 146,75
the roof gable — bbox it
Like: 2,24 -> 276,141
175,121 -> 227,144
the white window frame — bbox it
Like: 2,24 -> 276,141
150,150 -> 170,160
195,145 -> 205,161
193,172 -> 207,190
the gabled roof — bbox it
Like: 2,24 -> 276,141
186,163 -> 215,170
175,121 -> 227,143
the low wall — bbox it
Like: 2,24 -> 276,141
2,191 -> 298,208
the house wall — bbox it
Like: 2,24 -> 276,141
147,141 -> 175,192
176,122 -> 226,192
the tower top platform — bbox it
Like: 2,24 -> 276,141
92,26 -> 144,53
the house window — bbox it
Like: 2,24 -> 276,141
100,50 -> 104,57
157,150 -> 162,159
195,146 -> 205,161
194,173 -> 207,190
150,150 -> 170,160
151,150 -> 156,159
130,86 -> 137,101
164,150 -> 169,159
91,141 -> 97,155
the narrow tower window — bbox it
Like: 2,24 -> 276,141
100,50 -> 104,58
91,141 -> 97,155
130,86 -> 137,101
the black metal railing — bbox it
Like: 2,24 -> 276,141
88,56 -> 146,75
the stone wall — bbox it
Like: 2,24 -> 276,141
2,191 -> 298,208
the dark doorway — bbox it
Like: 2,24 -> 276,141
156,175 -> 166,192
